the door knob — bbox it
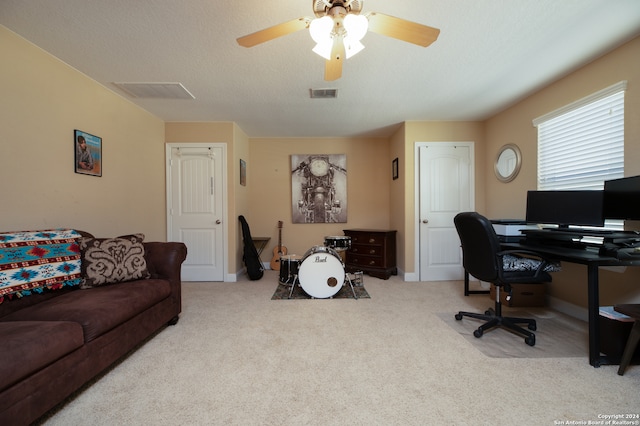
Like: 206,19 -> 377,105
216,220 -> 222,224
422,220 -> 429,224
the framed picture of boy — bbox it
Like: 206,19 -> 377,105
74,129 -> 102,176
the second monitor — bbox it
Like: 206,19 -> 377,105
526,190 -> 605,228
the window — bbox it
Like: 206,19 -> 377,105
533,82 -> 626,229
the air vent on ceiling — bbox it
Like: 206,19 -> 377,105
310,88 -> 338,99
113,82 -> 195,99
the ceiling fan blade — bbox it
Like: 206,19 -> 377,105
237,18 -> 310,48
367,12 -> 440,47
324,36 -> 345,81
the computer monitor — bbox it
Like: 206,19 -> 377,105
603,175 -> 640,220
525,190 -> 605,228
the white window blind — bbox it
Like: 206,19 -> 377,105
533,81 -> 626,191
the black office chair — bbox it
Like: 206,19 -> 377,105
454,212 -> 556,346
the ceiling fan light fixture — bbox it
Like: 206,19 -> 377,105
310,12 -> 368,60
344,37 -> 364,59
309,15 -> 334,44
312,41 -> 333,60
343,13 -> 368,41
310,15 -> 335,59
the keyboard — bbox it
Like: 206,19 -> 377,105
523,228 -> 640,246
522,229 -> 587,247
541,227 -> 615,236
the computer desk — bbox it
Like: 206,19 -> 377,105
502,241 -> 640,367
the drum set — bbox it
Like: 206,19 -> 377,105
278,236 -> 362,299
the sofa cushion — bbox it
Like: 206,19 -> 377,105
0,279 -> 171,342
0,321 -> 84,392
80,234 -> 150,288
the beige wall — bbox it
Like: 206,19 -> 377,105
1,27 -> 166,240
232,123 -> 251,275
485,36 -> 640,306
389,126 -> 406,273
248,138 -> 390,262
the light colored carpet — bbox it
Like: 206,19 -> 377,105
40,271 -> 639,426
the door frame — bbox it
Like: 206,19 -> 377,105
413,141 -> 475,282
165,142 -> 229,282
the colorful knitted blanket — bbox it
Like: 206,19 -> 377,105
0,229 -> 82,304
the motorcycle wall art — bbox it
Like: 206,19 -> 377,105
291,154 -> 347,223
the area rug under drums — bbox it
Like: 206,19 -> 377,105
438,309 -> 589,358
271,281 -> 370,299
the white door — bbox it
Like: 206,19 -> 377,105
166,144 -> 226,281
417,143 -> 474,281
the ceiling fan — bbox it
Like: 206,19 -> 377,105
236,0 -> 440,81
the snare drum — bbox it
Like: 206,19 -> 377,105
298,246 -> 345,298
324,236 -> 351,251
279,254 -> 302,284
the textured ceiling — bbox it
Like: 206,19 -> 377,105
1,0 -> 640,138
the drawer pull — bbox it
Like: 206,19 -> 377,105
369,260 -> 376,265
368,238 -> 376,243
369,249 -> 376,254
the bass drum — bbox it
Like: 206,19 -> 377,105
298,246 -> 345,298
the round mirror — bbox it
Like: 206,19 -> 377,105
494,144 -> 522,183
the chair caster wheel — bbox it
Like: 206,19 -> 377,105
455,313 -> 463,321
525,335 -> 536,346
528,323 -> 537,331
485,308 -> 495,316
473,329 -> 483,338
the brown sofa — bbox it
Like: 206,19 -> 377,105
0,236 -> 187,426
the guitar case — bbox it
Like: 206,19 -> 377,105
238,215 -> 264,280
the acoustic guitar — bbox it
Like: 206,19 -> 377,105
270,221 -> 288,271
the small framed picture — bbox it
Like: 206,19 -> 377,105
74,129 -> 102,177
392,157 -> 399,180
240,159 -> 246,186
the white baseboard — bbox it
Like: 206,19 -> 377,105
403,270 -> 418,281
547,295 -> 588,322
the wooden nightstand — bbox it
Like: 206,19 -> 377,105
343,229 -> 397,280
